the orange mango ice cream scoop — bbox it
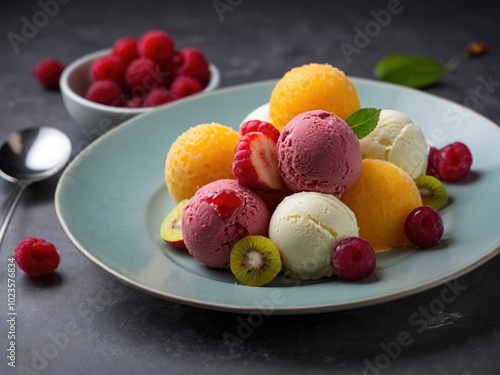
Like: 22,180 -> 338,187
341,159 -> 423,252
269,63 -> 360,131
165,123 -> 240,202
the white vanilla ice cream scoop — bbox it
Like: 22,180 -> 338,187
241,103 -> 271,124
360,109 -> 428,178
269,192 -> 358,280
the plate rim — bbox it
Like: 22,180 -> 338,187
55,77 -> 500,314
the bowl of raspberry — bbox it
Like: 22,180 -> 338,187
60,29 -> 220,134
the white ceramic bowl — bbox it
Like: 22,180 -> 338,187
60,49 -> 220,134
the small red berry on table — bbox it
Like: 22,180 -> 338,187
32,58 -> 65,90
14,237 -> 60,277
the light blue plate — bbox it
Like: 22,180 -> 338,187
55,78 -> 500,314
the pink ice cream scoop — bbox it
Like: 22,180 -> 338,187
182,179 -> 270,269
277,110 -> 361,197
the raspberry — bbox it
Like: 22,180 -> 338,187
435,142 -> 473,182
31,58 -> 65,90
111,37 -> 139,67
426,146 -> 441,179
170,75 -> 203,98
124,95 -> 143,108
331,237 -> 376,281
404,206 -> 444,248
158,59 -> 174,87
175,47 -> 210,87
125,57 -> 162,93
85,79 -> 123,106
171,50 -> 184,70
14,237 -> 60,277
143,88 -> 173,107
90,54 -> 125,83
138,29 -> 175,62
240,120 -> 280,142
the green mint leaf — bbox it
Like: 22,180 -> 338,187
345,108 -> 381,139
374,54 -> 444,88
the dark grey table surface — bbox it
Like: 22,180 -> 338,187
1,0 -> 499,374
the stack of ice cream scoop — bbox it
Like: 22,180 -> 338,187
161,63 -> 473,287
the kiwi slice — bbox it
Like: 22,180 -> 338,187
230,235 -> 282,287
160,199 -> 189,249
414,175 -> 448,210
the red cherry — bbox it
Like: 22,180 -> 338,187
404,206 -> 444,248
331,237 -> 376,281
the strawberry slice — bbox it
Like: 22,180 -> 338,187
232,131 -> 285,192
240,120 -> 280,142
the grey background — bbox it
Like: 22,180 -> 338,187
1,0 -> 499,374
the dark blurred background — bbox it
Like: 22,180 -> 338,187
1,0 -> 499,141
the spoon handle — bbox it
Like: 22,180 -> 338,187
0,182 -> 28,250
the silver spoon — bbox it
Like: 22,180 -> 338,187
0,127 -> 72,249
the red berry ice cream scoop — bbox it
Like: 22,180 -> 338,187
182,179 -> 270,269
277,110 -> 362,198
